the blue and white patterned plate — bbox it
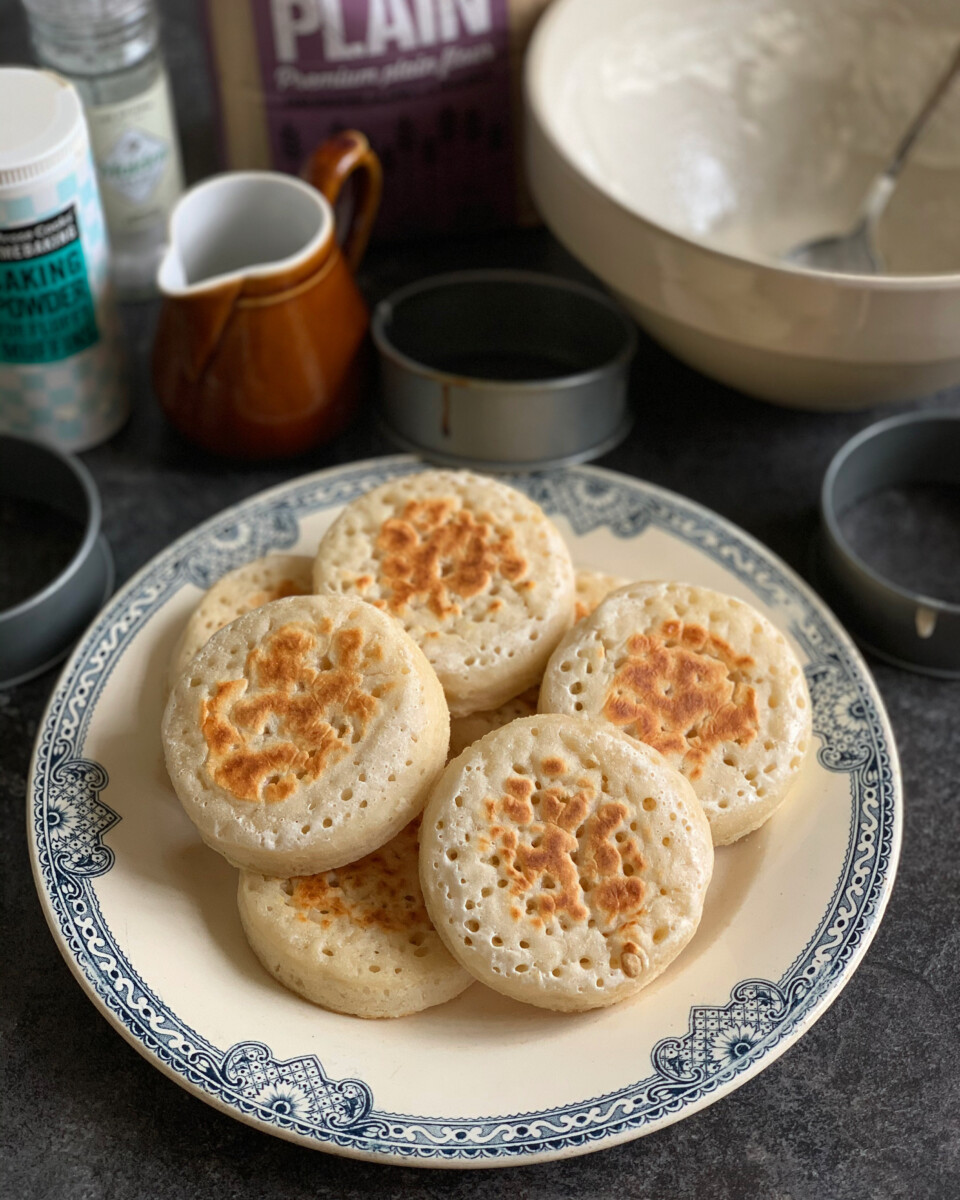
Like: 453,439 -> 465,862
28,457 -> 901,1167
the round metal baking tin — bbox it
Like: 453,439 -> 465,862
0,433 -> 113,688
819,411 -> 960,678
373,270 -> 637,471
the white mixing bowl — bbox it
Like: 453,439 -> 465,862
525,0 -> 960,409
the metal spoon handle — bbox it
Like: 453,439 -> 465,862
886,39 -> 960,182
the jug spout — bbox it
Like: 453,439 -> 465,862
154,167 -> 342,384
155,243 -> 245,385
156,239 -> 186,294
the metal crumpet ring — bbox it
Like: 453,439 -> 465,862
373,271 -> 637,472
819,411 -> 960,678
0,433 -> 114,687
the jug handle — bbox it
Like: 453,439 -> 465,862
303,131 -> 383,273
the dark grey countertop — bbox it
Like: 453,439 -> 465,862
2,2 -> 959,1197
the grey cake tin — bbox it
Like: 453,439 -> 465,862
819,410 -> 960,678
373,270 -> 637,471
0,433 -> 113,688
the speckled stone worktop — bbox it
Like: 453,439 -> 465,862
2,2 -> 958,1196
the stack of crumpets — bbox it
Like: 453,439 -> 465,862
161,470 -> 811,1017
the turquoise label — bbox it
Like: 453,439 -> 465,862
0,205 -> 99,364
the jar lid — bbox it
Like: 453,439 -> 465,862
22,0 -> 147,24
0,68 -> 86,188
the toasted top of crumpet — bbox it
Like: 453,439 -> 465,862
575,569 -> 631,621
313,470 -> 575,717
162,593 -> 449,876
419,714 -> 713,1012
539,581 -> 812,846
168,554 -> 314,691
238,820 -> 472,1019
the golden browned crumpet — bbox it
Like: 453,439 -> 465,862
539,582 -> 812,846
238,820 -> 472,1019
312,471 -> 576,717
574,568 -> 631,621
419,714 -> 713,1012
162,593 -> 449,876
167,554 -> 314,693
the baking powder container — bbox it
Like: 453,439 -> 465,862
0,432 -> 113,688
819,411 -> 960,677
373,271 -> 636,471
0,67 -> 127,450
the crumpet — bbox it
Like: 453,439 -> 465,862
312,470 -> 575,717
168,554 -> 314,691
447,686 -> 539,761
575,569 -> 630,621
539,582 -> 812,845
419,714 -> 713,1012
162,594 -> 449,876
239,820 -> 472,1019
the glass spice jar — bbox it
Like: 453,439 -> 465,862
22,0 -> 185,300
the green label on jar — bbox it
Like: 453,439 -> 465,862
0,205 -> 99,364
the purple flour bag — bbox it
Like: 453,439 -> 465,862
203,0 -> 550,240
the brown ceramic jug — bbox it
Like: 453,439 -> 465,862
153,132 -> 382,458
